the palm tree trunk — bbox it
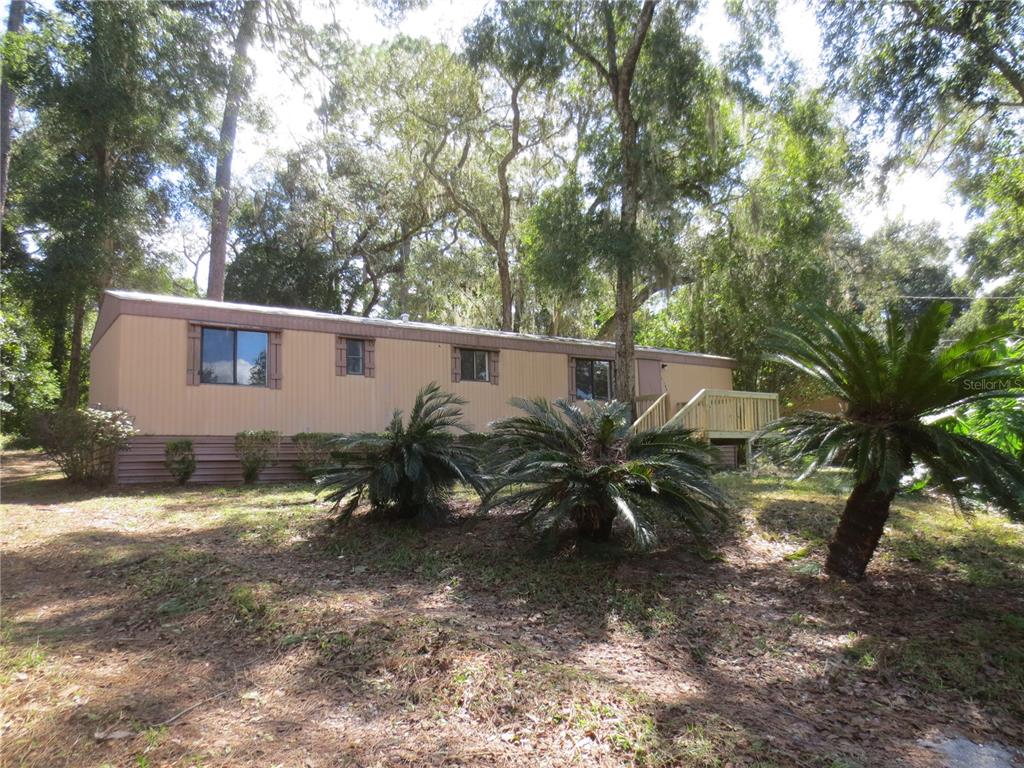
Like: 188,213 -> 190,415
208,0 -> 259,301
577,507 -> 615,541
826,480 -> 896,580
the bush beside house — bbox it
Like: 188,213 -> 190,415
29,407 -> 135,484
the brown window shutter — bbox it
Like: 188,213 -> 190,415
269,331 -> 283,389
336,336 -> 347,376
489,350 -> 499,386
365,339 -> 376,378
568,357 -> 575,400
452,346 -> 461,383
187,323 -> 201,385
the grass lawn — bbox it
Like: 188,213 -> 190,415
2,449 -> 1022,767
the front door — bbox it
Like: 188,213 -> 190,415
636,358 -> 663,396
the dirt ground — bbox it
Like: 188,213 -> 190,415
2,449 -> 1022,767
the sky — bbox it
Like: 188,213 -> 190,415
239,0 -> 974,244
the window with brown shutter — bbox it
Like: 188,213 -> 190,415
336,336 -> 347,375
456,348 -> 490,383
337,336 -> 374,377
188,323 -> 279,388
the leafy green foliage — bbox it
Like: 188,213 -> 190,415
6,0 -> 220,405
636,89 -> 863,394
761,303 -> 1024,515
234,430 -> 280,484
164,439 -> 196,485
317,383 -> 485,525
292,432 -> 336,479
483,398 -> 728,548
818,0 -> 1023,153
0,280 -> 59,434
29,407 -> 135,484
818,0 -> 1024,328
838,222 -> 962,322
940,360 -> 1024,462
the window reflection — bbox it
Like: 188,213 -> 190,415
200,328 -> 268,386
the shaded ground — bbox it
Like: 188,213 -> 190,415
2,449 -> 1022,767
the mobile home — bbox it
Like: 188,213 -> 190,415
90,291 -> 776,483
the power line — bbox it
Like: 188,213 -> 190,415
896,294 -> 1022,301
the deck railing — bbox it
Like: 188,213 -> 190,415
664,388 -> 780,438
629,392 -> 672,434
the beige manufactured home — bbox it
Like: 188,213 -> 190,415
91,291 -> 776,483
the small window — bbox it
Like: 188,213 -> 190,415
346,339 -> 365,375
575,358 -> 612,400
200,327 -> 268,386
459,348 -> 490,382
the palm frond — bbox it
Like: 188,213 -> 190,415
316,383 -> 483,525
761,303 -> 1023,511
484,398 -> 729,548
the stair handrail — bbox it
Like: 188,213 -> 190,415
663,388 -> 709,431
628,391 -> 670,434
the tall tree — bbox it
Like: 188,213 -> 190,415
514,0 -> 728,404
762,303 -> 1024,580
0,0 -> 26,226
207,0 -> 259,302
453,7 -> 566,330
553,0 -> 655,404
819,0 -> 1024,324
13,0 -> 217,405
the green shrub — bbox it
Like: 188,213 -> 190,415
317,383 -> 485,525
483,399 -> 729,548
164,439 -> 196,484
234,430 -> 280,484
29,407 -> 136,484
293,432 -> 335,479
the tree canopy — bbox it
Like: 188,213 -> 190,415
1,0 -> 1020,422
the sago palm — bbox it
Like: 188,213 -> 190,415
316,383 -> 486,525
760,302 -> 1024,580
483,398 -> 728,548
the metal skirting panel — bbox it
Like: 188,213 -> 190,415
116,435 -> 308,485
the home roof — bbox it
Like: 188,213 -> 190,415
93,290 -> 736,369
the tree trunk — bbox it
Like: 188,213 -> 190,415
63,300 -> 86,407
605,1 -> 654,409
493,81 -> 523,331
825,480 -> 897,580
395,236 -> 411,315
577,507 -> 615,541
51,309 -> 68,389
613,103 -> 641,407
613,260 -> 636,407
207,0 -> 259,301
0,0 -> 26,226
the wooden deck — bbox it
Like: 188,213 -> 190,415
630,389 -> 780,440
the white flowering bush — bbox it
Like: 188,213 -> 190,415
30,407 -> 136,484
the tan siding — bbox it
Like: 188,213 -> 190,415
662,361 -> 733,411
88,317 -> 122,409
107,315 -> 575,435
